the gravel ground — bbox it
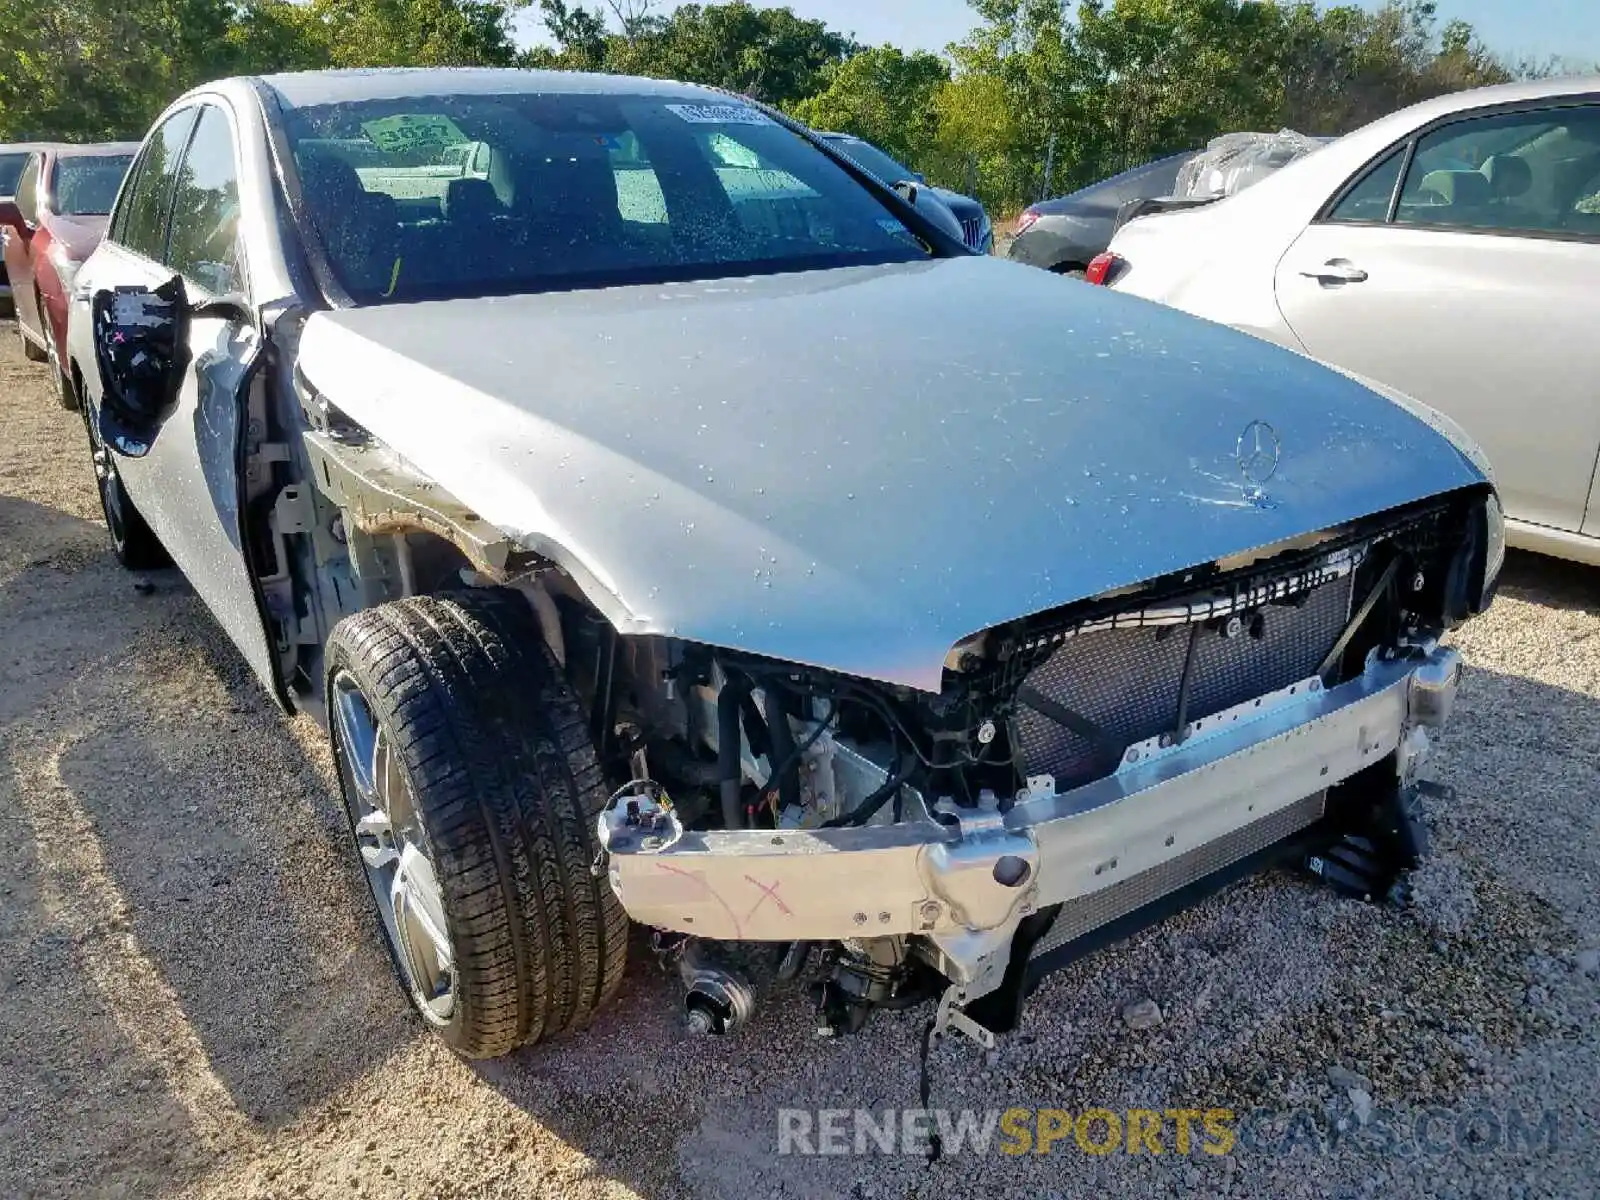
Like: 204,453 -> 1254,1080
1,321 -> 1596,1199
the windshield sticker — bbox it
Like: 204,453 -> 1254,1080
664,102 -> 774,127
360,113 -> 470,155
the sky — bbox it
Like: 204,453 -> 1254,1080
516,1 -> 1600,69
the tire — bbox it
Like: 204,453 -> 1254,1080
19,316 -> 47,362
81,399 -> 170,570
1051,263 -> 1088,280
42,302 -> 76,410
325,591 -> 628,1058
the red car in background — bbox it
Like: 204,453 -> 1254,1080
1,142 -> 137,407
0,143 -> 56,314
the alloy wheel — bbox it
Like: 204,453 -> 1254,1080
331,670 -> 457,1025
83,409 -> 130,554
42,305 -> 72,409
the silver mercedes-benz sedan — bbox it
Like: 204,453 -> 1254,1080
65,68 -> 1498,1059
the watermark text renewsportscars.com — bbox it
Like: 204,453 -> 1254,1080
776,1105 -> 1562,1159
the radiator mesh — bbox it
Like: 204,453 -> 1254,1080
1028,790 -> 1327,960
1011,575 -> 1354,788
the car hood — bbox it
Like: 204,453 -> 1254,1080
298,255 -> 1485,691
48,213 -> 109,260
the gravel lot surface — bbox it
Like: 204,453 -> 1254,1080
2,321 -> 1596,1199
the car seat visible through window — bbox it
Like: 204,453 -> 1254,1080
298,154 -> 400,296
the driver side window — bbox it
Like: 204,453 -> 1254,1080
166,105 -> 245,295
1392,105 -> 1600,236
1324,103 -> 1600,240
114,108 -> 199,262
13,155 -> 40,223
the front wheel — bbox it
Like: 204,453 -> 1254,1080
326,592 -> 628,1058
18,315 -> 47,362
42,304 -> 76,410
82,401 -> 169,570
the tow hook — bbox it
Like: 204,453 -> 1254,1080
654,932 -> 757,1036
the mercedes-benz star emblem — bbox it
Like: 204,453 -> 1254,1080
1236,420 -> 1281,488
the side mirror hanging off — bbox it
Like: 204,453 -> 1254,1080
91,275 -> 191,458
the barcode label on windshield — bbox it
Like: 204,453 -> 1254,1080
665,103 -> 773,126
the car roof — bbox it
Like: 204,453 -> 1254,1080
45,142 -> 142,159
256,67 -> 728,109
0,142 -> 78,154
1380,73 -> 1600,128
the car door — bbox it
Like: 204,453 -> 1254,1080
5,153 -> 44,339
83,102 -> 281,699
1274,99 -> 1600,536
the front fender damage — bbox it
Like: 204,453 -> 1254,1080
600,645 -> 1462,1043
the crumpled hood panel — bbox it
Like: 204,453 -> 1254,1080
299,256 -> 1484,690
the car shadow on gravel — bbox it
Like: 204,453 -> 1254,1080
1496,549 -> 1600,615
2,500 -> 413,1191
45,616 -> 413,1129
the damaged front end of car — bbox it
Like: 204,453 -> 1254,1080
590,488 -> 1500,1045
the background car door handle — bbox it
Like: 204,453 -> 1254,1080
1299,260 -> 1368,284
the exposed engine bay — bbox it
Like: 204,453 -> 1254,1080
547,491 -> 1491,1042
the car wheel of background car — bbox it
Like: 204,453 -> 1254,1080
81,401 -> 169,570
324,591 -> 628,1059
42,303 -> 76,411
18,315 -> 47,362
1050,263 -> 1088,280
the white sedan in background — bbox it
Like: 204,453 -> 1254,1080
1096,76 -> 1600,566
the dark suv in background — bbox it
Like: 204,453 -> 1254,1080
817,131 -> 993,252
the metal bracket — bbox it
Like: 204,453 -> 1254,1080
934,988 -> 997,1050
256,441 -> 293,465
922,924 -> 1013,1049
272,484 -> 313,536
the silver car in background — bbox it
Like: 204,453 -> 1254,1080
1008,150 -> 1196,276
1099,76 -> 1600,566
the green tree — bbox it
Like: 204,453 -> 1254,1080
226,0 -> 337,75
306,0 -> 524,68
1274,1 -> 1511,132
0,0 -> 243,139
0,0 -> 521,141
941,0 -> 1530,215
606,3 -> 858,105
789,46 -> 950,170
527,0 -> 610,67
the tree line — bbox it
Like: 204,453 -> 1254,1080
0,0 -> 1582,215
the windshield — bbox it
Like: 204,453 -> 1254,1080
822,136 -> 915,186
52,154 -> 134,215
0,153 -> 27,197
282,92 -> 929,304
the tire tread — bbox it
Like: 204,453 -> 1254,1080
325,590 -> 626,1057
